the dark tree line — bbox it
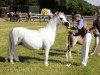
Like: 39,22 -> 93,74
0,0 -> 38,6
0,0 -> 99,15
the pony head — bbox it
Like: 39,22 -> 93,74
55,12 -> 70,29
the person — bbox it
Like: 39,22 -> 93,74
70,14 -> 88,38
14,12 -> 18,22
90,14 -> 100,55
10,12 -> 14,22
16,11 -> 21,22
69,14 -> 89,66
26,12 -> 32,22
6,13 -> 10,21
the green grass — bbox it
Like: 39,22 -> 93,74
0,19 -> 100,75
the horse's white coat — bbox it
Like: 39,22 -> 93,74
81,33 -> 92,66
6,13 -> 69,66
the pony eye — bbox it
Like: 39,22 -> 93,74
60,18 -> 63,20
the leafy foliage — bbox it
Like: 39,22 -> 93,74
0,0 -> 99,15
55,0 -> 99,15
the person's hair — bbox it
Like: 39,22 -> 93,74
74,14 -> 81,18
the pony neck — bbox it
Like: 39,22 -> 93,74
45,16 -> 58,31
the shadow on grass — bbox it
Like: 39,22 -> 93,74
19,56 -> 65,64
19,56 -> 44,63
71,62 -> 81,66
51,49 -> 66,52
49,59 -> 65,64
38,49 -> 77,56
0,56 -> 79,66
0,56 -> 5,62
39,49 -> 65,56
38,51 -> 65,56
51,49 -> 77,54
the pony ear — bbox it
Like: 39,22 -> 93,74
54,11 -> 59,16
54,12 -> 64,17
52,12 -> 59,17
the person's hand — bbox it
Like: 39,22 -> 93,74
70,26 -> 75,30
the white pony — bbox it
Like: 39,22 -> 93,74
6,12 -> 69,66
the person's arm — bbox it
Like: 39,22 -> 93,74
71,19 -> 84,30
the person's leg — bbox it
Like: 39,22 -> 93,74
81,33 -> 92,66
90,36 -> 99,55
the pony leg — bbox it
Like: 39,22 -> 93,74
66,45 -> 72,67
5,50 -> 18,63
5,49 -> 9,62
66,51 -> 71,67
90,36 -> 99,55
66,34 -> 74,67
9,50 -> 14,64
14,50 -> 19,62
10,43 -> 18,63
5,34 -> 12,62
9,44 -> 16,64
69,50 -> 72,58
9,43 -> 16,64
7,30 -> 18,63
66,47 -> 72,60
44,46 -> 50,66
66,50 -> 69,62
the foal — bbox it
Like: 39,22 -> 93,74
66,28 -> 97,66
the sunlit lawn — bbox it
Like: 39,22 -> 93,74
0,19 -> 100,75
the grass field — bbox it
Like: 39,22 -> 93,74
0,19 -> 100,75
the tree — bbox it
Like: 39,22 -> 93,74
0,0 -> 6,6
55,0 -> 98,15
0,0 -> 98,15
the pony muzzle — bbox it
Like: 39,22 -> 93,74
64,22 -> 70,29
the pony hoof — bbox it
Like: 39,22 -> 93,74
45,64 -> 48,66
11,61 -> 14,64
44,62 -> 48,66
11,62 -> 14,64
66,63 -> 71,67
